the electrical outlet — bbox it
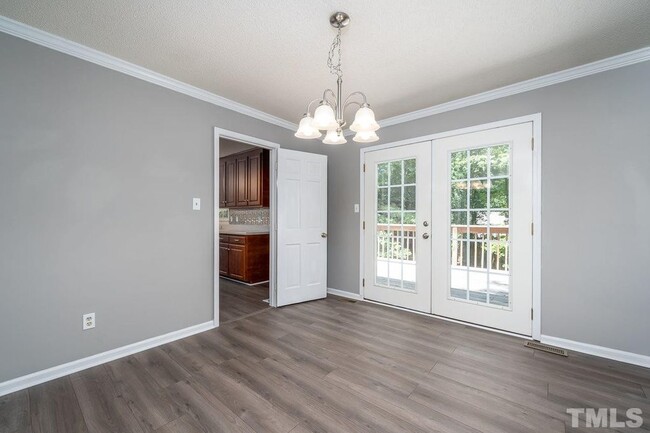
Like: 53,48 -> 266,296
83,313 -> 95,330
192,198 -> 201,210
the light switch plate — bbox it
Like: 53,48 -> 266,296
193,198 -> 201,210
354,204 -> 360,213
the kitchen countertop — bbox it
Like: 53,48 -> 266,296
220,230 -> 270,236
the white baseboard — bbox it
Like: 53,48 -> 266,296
327,288 -> 363,301
541,335 -> 650,368
0,321 -> 215,397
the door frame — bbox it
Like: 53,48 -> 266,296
359,113 -> 542,340
213,128 -> 280,327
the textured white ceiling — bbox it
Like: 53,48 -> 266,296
1,1 -> 649,123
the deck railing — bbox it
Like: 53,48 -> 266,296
376,224 -> 509,271
376,224 -> 417,261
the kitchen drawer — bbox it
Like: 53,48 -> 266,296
219,235 -> 230,244
229,235 -> 247,245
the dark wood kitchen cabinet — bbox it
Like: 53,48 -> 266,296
246,150 -> 267,207
219,158 -> 227,208
224,157 -> 237,208
219,243 -> 229,275
227,244 -> 246,280
219,234 -> 269,284
219,148 -> 269,208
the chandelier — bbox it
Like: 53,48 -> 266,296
294,12 -> 380,145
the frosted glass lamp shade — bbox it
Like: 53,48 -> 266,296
322,129 -> 347,145
353,130 -> 379,143
294,115 -> 321,139
312,103 -> 338,130
350,106 -> 380,132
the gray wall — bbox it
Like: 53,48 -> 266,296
326,60 -> 650,356
0,32 -> 313,382
2,29 -> 649,384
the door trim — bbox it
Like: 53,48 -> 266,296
213,128 -> 280,327
359,113 -> 542,340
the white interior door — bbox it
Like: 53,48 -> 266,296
432,122 -> 534,335
363,142 -> 432,313
277,149 -> 328,307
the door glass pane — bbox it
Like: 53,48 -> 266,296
449,144 -> 511,307
375,158 -> 417,291
450,240 -> 468,300
377,187 -> 388,211
404,186 -> 416,210
451,210 -> 467,225
377,163 -> 389,186
389,161 -> 402,185
490,144 -> 509,176
469,148 -> 488,178
403,211 -> 416,225
389,187 -> 402,211
450,151 -> 467,180
404,159 -> 416,184
469,180 -> 488,209
450,181 -> 468,209
490,178 -> 509,208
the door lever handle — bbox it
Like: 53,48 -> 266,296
422,233 -> 430,239
321,232 -> 328,238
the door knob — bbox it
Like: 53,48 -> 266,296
422,233 -> 430,239
321,232 -> 328,238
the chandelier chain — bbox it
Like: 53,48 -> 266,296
327,27 -> 343,78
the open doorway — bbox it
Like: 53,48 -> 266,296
214,128 -> 329,326
214,129 -> 279,325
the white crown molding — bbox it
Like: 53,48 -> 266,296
2,15 -> 649,138
327,287 -> 363,301
378,46 -> 650,128
0,15 -> 297,131
541,335 -> 650,368
0,321 -> 215,397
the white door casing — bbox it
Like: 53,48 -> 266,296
277,149 -> 328,306
363,142 -> 432,313
432,122 -> 534,335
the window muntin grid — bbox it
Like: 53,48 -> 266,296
375,158 -> 417,291
449,144 -> 511,308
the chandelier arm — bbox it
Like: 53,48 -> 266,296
343,91 -> 368,107
322,89 -> 338,111
343,100 -> 362,112
305,98 -> 322,115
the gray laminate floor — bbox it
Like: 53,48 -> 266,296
1,296 -> 649,433
219,278 -> 269,324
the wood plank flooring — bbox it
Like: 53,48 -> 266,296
219,278 -> 269,324
2,296 -> 649,433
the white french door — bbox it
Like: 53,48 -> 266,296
277,149 -> 328,307
362,122 -> 534,335
363,142 -> 432,313
431,122 -> 533,335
